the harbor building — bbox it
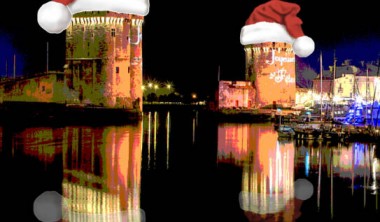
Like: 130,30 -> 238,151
0,12 -> 145,113
244,42 -> 296,108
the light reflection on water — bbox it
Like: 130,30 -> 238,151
2,110 -> 380,221
1,123 -> 144,221
218,123 -> 297,221
217,122 -> 380,221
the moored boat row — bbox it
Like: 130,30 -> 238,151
276,121 -> 380,142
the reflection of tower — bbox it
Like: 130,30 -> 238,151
244,42 -> 296,108
61,123 -> 143,221
65,12 -> 144,111
217,123 -> 296,220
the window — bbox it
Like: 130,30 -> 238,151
128,66 -> 130,73
42,86 -> 45,92
338,83 -> 343,93
116,67 -> 119,73
111,28 -> 116,37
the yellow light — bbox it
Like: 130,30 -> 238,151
154,85 -> 158,89
167,84 -> 171,89
148,83 -> 153,88
192,93 -> 197,99
141,85 -> 145,90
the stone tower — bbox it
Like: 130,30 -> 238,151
244,42 -> 296,108
65,11 -> 144,111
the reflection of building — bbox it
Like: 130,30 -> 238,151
295,141 -> 380,196
217,123 -> 296,220
16,127 -> 62,163
5,123 -> 143,221
60,124 -> 143,221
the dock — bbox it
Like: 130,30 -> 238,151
277,121 -> 380,143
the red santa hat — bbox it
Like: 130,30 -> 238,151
37,0 -> 150,34
240,0 -> 314,58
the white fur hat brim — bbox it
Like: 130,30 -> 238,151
240,21 -> 315,57
240,22 -> 295,45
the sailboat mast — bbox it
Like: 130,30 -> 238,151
217,65 -> 220,82
366,67 -> 369,125
370,56 -> 380,126
13,54 -> 16,79
5,59 -> 7,78
320,51 -> 323,121
332,51 -> 337,119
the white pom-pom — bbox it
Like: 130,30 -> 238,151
292,36 -> 315,58
37,2 -> 72,34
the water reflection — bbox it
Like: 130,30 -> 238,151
217,123 -> 298,221
143,111 -> 171,170
217,122 -> 380,221
7,123 -> 144,221
295,140 -> 380,217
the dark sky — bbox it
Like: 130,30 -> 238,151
1,0 -> 380,97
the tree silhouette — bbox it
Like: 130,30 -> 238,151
296,58 -> 318,88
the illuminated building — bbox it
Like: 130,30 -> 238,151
218,81 -> 255,109
0,12 -> 145,112
65,12 -> 144,110
244,42 -> 296,108
311,62 -> 380,106
217,43 -> 297,110
295,87 -> 313,107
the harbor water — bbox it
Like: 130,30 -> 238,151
0,108 -> 380,221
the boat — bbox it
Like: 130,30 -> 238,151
342,101 -> 380,126
277,125 -> 295,139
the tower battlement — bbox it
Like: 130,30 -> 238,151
245,42 -> 294,55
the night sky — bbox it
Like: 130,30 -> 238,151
1,0 -> 380,97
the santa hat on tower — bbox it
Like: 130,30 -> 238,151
240,0 -> 314,58
37,0 -> 150,34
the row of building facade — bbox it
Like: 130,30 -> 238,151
218,48 -> 380,110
